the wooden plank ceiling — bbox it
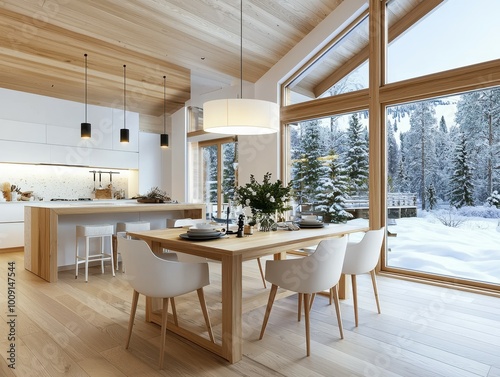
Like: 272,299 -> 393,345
0,0 -> 343,118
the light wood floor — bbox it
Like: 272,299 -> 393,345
1,251 -> 500,377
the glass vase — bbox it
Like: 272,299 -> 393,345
259,213 -> 276,232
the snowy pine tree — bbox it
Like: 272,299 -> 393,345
387,120 -> 399,192
315,150 -> 353,223
396,132 -> 410,192
344,113 -> 369,195
222,142 -> 237,202
456,88 -> 500,203
426,183 -> 437,210
405,101 -> 437,210
291,120 -> 327,206
450,134 -> 474,208
432,115 -> 452,201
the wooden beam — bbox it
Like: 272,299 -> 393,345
313,0 -> 444,97
281,89 -> 369,124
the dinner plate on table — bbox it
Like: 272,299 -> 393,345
179,232 -> 224,241
298,221 -> 325,228
187,228 -> 219,235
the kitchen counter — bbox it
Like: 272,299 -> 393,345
24,201 -> 205,282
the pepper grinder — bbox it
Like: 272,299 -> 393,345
236,214 -> 245,238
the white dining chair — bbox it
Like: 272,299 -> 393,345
117,236 -> 214,369
259,236 -> 348,356
341,227 -> 385,327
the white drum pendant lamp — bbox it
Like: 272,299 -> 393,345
203,0 -> 278,135
203,98 -> 278,135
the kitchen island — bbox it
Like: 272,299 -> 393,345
24,201 -> 205,282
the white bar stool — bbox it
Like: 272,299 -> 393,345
75,224 -> 115,282
115,221 -> 151,271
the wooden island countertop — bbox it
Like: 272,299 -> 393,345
24,201 -> 205,282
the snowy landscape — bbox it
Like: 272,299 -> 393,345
349,210 -> 500,285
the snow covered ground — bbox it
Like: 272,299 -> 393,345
346,212 -> 500,284
353,213 -> 500,285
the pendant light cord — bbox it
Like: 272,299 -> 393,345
84,53 -> 88,123
163,75 -> 166,133
240,0 -> 243,99
123,64 -> 127,129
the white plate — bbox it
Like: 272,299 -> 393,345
186,229 -> 221,235
188,227 -> 217,233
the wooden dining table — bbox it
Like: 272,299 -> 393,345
127,222 -> 369,364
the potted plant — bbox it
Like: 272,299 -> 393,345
244,216 -> 256,235
234,172 -> 292,231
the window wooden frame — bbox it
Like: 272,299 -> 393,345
199,137 -> 236,218
280,0 -> 500,293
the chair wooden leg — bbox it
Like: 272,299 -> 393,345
169,297 -> 178,326
303,293 -> 311,356
159,297 -> 169,369
370,270 -> 381,314
126,290 -> 139,349
329,287 -> 333,305
297,293 -> 303,322
352,274 -> 359,327
197,288 -> 214,342
257,258 -> 266,288
259,284 -> 278,339
331,285 -> 344,339
100,237 -> 105,274
108,236 -> 115,277
310,293 -> 316,311
84,238 -> 89,282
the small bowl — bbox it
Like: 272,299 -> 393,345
195,222 -> 213,229
302,215 -> 317,221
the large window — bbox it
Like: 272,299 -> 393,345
284,13 -> 369,106
385,91 -> 500,287
387,0 -> 500,83
288,112 -> 370,224
281,0 -> 500,292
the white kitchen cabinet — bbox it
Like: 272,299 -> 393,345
0,88 -> 140,169
0,140 -> 51,164
0,202 -> 26,249
0,119 -> 46,143
89,149 -> 138,169
50,144 -> 91,167
0,223 -> 24,249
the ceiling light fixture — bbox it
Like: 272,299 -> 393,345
80,53 -> 91,138
160,75 -> 169,148
120,64 -> 129,143
202,0 -> 279,135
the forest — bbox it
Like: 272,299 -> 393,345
288,87 -> 500,222
203,87 -> 500,224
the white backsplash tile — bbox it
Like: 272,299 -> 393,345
0,163 -> 129,201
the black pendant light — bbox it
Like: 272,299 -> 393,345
160,75 -> 169,148
120,64 -> 129,143
80,53 -> 91,138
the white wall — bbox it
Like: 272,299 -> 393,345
138,131 -> 162,195
170,107 -> 188,202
